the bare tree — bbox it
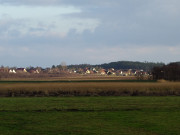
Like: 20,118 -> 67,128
61,62 -> 67,71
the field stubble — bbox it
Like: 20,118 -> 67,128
0,81 -> 180,97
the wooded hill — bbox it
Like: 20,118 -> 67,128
99,61 -> 164,71
68,61 -> 165,71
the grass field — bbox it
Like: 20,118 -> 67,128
0,79 -> 179,134
0,97 -> 179,135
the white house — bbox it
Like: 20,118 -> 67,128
9,69 -> 16,74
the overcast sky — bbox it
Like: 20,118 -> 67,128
0,0 -> 180,67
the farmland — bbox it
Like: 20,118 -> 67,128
0,96 -> 180,135
0,79 -> 180,134
0,80 -> 179,96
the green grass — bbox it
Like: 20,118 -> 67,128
0,97 -> 179,135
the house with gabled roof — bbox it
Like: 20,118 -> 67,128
28,69 -> 40,74
16,68 -> 27,73
99,69 -> 107,75
9,69 -> 16,74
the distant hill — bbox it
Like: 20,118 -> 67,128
68,61 -> 165,71
98,61 -> 164,71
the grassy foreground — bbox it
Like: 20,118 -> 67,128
0,97 -> 179,135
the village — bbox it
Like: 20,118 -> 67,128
0,66 -> 149,77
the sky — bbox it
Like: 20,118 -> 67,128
0,0 -> 180,67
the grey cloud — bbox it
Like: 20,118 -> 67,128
0,0 -> 180,66
0,0 -> 62,6
0,0 -> 119,6
64,0 -> 180,46
0,17 -> 24,38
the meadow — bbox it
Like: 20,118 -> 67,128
0,96 -> 179,135
0,79 -> 179,134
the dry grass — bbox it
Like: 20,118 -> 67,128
1,75 -> 136,81
0,82 -> 180,97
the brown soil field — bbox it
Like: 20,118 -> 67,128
1,75 -> 136,81
0,81 -> 180,97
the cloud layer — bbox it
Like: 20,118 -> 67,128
0,0 -> 180,67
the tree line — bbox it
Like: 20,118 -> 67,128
68,61 -> 165,71
99,61 -> 164,71
152,62 -> 180,81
